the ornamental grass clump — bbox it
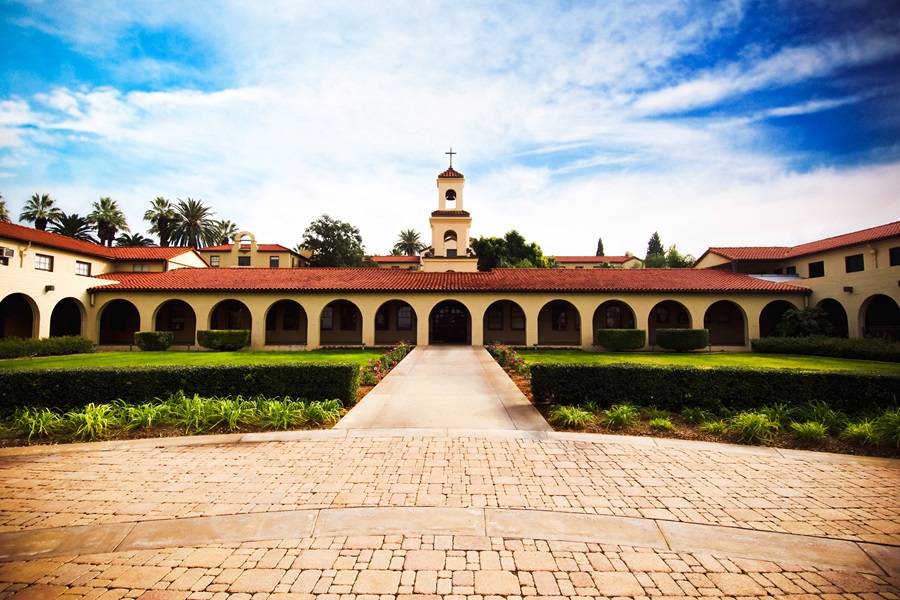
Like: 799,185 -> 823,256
549,405 -> 595,429
790,421 -> 827,443
729,411 -> 779,444
649,417 -> 674,431
603,404 -> 639,429
700,419 -> 728,435
874,407 -> 900,448
841,419 -> 878,446
64,403 -> 116,440
12,407 -> 62,440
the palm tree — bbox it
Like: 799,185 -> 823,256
19,193 -> 62,230
115,232 -> 155,247
211,219 -> 240,246
170,197 -> 217,248
143,197 -> 176,247
48,212 -> 96,242
393,228 -> 425,256
0,196 -> 10,223
88,197 -> 130,247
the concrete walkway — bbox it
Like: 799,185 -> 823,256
335,346 -> 551,431
0,350 -> 898,598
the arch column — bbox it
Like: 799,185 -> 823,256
249,305 -> 266,349
362,313 -> 376,347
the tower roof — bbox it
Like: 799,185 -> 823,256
438,166 -> 464,179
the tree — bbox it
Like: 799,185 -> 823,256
144,197 -> 176,247
170,197 -> 217,248
664,244 -> 695,268
115,232 -> 155,247
211,219 -> 240,246
0,194 -> 9,223
393,228 -> 425,256
88,197 -> 130,247
470,230 -> 552,271
644,231 -> 666,267
19,193 -> 62,230
299,214 -> 366,267
48,212 -> 96,242
596,237 -> 604,256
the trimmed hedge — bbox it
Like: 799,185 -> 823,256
0,363 -> 360,412
197,330 -> 250,351
530,363 -> 900,414
0,336 -> 94,360
656,328 -> 709,352
134,331 -> 173,351
752,336 -> 900,363
596,329 -> 646,351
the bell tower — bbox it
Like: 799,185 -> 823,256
429,148 -> 473,260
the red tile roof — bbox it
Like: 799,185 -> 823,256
698,221 -> 900,264
553,255 -> 637,263
200,243 -> 295,253
438,167 -> 464,178
91,267 -> 809,294
0,221 -> 198,262
371,256 -> 421,263
431,210 -> 470,217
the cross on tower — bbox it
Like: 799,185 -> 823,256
446,147 -> 457,168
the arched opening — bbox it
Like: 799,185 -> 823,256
430,300 -> 471,344
483,300 -> 526,345
704,300 -> 747,346
374,300 -> 417,345
862,294 -> 900,341
210,300 -> 252,331
445,189 -> 457,204
817,298 -> 849,337
155,300 -> 198,344
444,230 -> 458,258
265,300 -> 308,345
538,300 -> 581,345
592,300 -> 636,343
648,300 -> 691,346
320,300 -> 362,345
759,300 -> 797,338
0,293 -> 36,339
50,298 -> 84,337
99,299 -> 140,345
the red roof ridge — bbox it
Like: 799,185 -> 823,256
438,166 -> 464,178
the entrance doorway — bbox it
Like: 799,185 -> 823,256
430,300 -> 470,344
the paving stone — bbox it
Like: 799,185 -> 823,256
474,570 -> 521,595
351,570 -> 401,594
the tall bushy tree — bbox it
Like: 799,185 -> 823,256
144,197 -> 176,247
471,230 -> 553,271
0,195 -> 9,223
596,237 -> 604,256
645,231 -> 667,267
48,212 -> 96,242
88,197 -> 130,247
393,228 -> 425,255
299,214 -> 366,267
19,193 -> 62,230
664,244 -> 695,268
115,232 -> 155,247
170,197 -> 217,248
211,219 -> 240,246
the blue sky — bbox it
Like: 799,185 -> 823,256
1,0 -> 898,258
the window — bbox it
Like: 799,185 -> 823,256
0,257 -> 7,267
655,305 -> 670,324
169,302 -> 186,331
606,306 -> 622,328
773,268 -> 783,275
375,307 -> 389,330
487,306 -> 503,330
269,256 -> 279,268
35,254 -> 53,271
210,255 -> 220,267
340,306 -> 357,330
75,261 -> 91,277
321,307 -> 333,330
891,247 -> 900,267
786,265 -> 797,275
510,306 -> 525,330
845,253 -> 864,273
551,303 -> 568,331
133,262 -> 149,272
808,261 -> 825,278
397,306 -> 412,330
266,310 -> 277,331
238,256 -> 251,266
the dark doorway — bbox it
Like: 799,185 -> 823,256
50,298 -> 82,337
430,300 -> 470,344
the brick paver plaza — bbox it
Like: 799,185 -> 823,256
0,346 -> 898,598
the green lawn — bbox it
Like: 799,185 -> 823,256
0,349 -> 384,370
516,349 -> 900,374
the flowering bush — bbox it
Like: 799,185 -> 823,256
360,341 -> 412,386
486,342 -> 529,376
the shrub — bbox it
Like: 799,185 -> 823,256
595,329 -> 646,351
874,407 -> 900,448
729,412 -> 779,444
603,404 -> 639,429
529,363 -> 899,414
134,331 -> 173,351
196,330 -> 250,351
0,363 -> 360,411
0,336 -> 94,359
751,336 -> 900,363
790,421 -> 827,442
773,307 -> 834,337
649,417 -> 674,431
549,405 -> 594,428
487,342 -> 529,375
841,420 -> 878,446
361,341 -> 412,385
656,328 -> 709,352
